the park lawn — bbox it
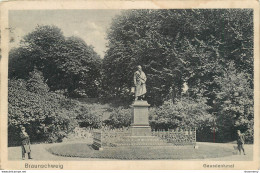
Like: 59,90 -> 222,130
48,143 -> 234,160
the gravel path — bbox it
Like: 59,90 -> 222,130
8,140 -> 253,161
196,142 -> 253,161
8,139 -> 108,161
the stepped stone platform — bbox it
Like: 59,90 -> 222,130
111,136 -> 172,146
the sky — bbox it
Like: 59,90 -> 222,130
9,10 -> 122,58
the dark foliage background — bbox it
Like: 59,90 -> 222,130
102,9 -> 253,143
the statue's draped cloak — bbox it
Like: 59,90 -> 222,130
134,70 -> 147,97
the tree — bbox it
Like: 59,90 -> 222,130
9,25 -> 102,97
56,36 -> 102,97
9,47 -> 34,80
102,9 -> 253,107
214,62 -> 253,142
102,9 -> 254,142
103,10 -> 188,105
181,9 -> 253,105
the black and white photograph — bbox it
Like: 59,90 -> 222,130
0,0 -> 259,170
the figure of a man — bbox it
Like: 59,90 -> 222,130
20,126 -> 33,160
134,65 -> 147,100
237,130 -> 246,155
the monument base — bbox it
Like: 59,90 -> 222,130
130,100 -> 152,137
130,125 -> 151,136
115,136 -> 170,146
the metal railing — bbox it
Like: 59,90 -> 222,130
92,127 -> 196,149
151,128 -> 196,146
92,127 -> 131,149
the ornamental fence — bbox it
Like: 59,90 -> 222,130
92,127 -> 131,149
92,127 -> 196,150
151,128 -> 196,146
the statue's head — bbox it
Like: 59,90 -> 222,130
137,65 -> 142,70
21,126 -> 25,132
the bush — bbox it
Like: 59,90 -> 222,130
8,77 -> 77,146
149,97 -> 213,128
75,103 -> 103,128
149,97 -> 214,142
103,107 -> 132,128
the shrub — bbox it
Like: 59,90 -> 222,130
149,97 -> 213,128
103,107 -> 132,128
8,77 -> 77,146
75,103 -> 103,128
149,97 -> 214,142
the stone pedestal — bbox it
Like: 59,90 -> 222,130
96,100 -> 175,148
130,100 -> 151,136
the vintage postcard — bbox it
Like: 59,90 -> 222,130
0,0 -> 259,170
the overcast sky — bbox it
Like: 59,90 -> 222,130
9,10 -> 122,58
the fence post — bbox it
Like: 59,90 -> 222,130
194,127 -> 197,144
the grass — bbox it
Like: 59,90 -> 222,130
48,143 -> 234,160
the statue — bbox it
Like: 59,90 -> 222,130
134,65 -> 147,100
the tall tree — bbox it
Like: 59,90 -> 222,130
103,9 -> 254,142
214,62 -> 254,142
9,25 -> 101,97
103,10 -> 188,105
103,9 -> 253,107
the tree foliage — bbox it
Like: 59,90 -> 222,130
103,9 -> 253,105
8,71 -> 78,145
9,25 -> 101,97
214,62 -> 254,142
26,68 -> 50,94
102,9 -> 253,142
